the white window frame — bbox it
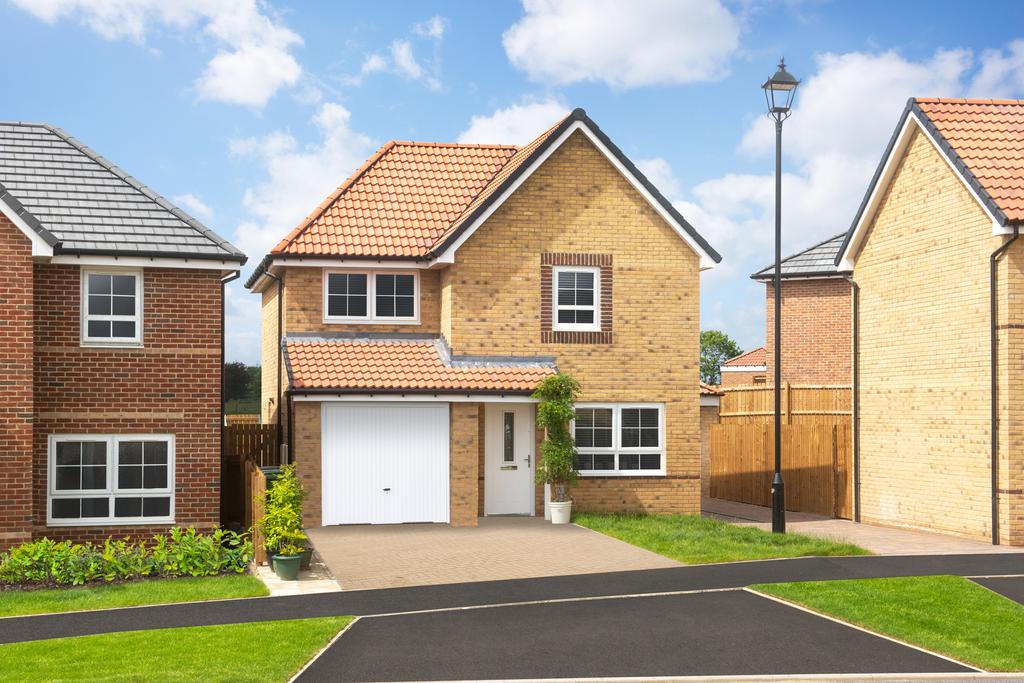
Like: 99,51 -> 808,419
80,268 -> 143,347
47,434 -> 175,526
552,265 -> 600,332
323,269 -> 420,324
572,403 -> 665,477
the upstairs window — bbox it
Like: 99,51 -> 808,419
552,266 -> 600,332
324,270 -> 418,323
82,270 -> 142,345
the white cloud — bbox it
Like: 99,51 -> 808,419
172,192 -> 214,222
229,102 -> 375,263
458,99 -> 569,145
344,18 -> 446,90
11,0 -> 303,107
413,15 -> 447,39
503,0 -> 740,88
969,40 -> 1024,98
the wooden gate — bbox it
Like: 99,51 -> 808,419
710,385 -> 852,519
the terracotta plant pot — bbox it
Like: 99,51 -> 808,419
273,554 -> 302,581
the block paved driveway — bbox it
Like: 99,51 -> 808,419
306,517 -> 680,590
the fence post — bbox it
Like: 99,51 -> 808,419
785,382 -> 792,424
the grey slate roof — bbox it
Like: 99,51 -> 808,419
751,233 -> 848,280
0,122 -> 244,262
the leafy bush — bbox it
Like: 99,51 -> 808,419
0,528 -> 253,587
533,373 -> 581,502
258,464 -> 307,556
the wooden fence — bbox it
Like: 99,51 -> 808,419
224,423 -> 277,467
242,454 -> 268,565
710,385 -> 852,518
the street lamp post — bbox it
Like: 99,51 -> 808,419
762,58 -> 799,534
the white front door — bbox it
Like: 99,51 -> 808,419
321,402 -> 450,525
484,403 -> 535,515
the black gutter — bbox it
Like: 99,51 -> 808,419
751,271 -> 847,282
989,227 -> 1019,545
263,270 -> 284,458
843,274 -> 861,522
53,245 -> 246,263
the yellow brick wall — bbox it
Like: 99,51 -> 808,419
281,266 -> 442,334
260,283 -> 280,424
853,126 -> 1017,542
450,403 -> 480,527
447,130 -> 702,514
292,401 -> 322,527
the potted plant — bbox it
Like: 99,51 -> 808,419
256,464 -> 309,574
272,533 -> 307,581
533,373 -> 581,524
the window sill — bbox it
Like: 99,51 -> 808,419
80,340 -> 144,349
578,472 -> 666,478
322,318 -> 421,326
45,517 -> 175,527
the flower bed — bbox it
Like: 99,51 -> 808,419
0,527 -> 253,588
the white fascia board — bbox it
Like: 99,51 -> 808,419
720,365 -> 767,373
0,201 -> 53,257
700,395 -> 721,407
272,257 -> 439,270
293,393 -> 539,403
839,112 -> 1003,271
48,254 -> 240,272
434,120 -> 718,269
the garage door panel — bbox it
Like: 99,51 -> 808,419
321,403 -> 449,525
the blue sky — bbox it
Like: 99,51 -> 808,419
6,0 -> 1024,363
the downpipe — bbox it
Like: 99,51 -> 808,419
843,274 -> 860,523
990,226 -> 1019,545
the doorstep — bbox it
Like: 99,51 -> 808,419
253,555 -> 341,597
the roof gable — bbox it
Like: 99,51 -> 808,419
836,98 -> 1024,269
0,122 -> 245,263
752,232 -> 847,280
250,108 -> 719,288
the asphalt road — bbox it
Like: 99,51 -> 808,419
298,590 -> 970,681
2,553 -> 1022,645
974,576 -> 1024,605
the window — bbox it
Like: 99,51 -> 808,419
48,435 -> 174,525
82,270 -> 142,345
552,266 -> 600,331
324,271 -> 418,323
503,412 -> 515,463
572,404 -> 664,475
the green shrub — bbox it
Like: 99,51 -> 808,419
0,528 -> 253,587
258,464 -> 307,555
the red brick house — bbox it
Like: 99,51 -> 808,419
719,347 -> 767,387
751,233 -> 852,385
0,122 -> 245,549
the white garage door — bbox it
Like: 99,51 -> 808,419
321,403 -> 450,525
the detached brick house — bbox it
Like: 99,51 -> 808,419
719,347 -> 767,387
751,233 -> 852,385
0,122 -> 245,548
837,98 -> 1024,545
247,108 -> 720,527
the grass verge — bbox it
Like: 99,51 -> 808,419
753,575 -> 1024,671
0,616 -> 352,682
573,513 -> 868,564
0,574 -> 268,617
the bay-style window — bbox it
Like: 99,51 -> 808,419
572,404 -> 664,475
324,270 -> 418,323
81,270 -> 142,345
552,265 -> 600,332
48,435 -> 174,525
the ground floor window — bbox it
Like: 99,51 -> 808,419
48,434 -> 174,525
572,404 -> 665,476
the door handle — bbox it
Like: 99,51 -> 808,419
524,454 -> 531,466
383,488 -> 391,493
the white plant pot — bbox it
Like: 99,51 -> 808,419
549,500 -> 572,525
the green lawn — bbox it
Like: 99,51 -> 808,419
753,575 -> 1024,671
573,513 -> 868,564
0,617 -> 352,682
0,575 -> 268,617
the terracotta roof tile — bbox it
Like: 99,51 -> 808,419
915,98 -> 1024,222
272,113 -> 571,259
284,337 -> 555,393
700,382 -> 723,396
722,347 -> 766,367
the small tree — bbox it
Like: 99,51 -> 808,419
532,373 -> 581,503
700,329 -> 743,385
